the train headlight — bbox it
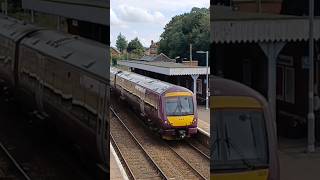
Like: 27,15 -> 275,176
164,120 -> 167,124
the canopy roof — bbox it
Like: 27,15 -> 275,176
211,5 -> 320,43
118,60 -> 210,76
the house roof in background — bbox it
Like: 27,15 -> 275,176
140,53 -> 174,62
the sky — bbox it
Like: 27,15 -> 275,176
110,0 -> 209,48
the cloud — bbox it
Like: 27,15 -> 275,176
111,0 -> 209,12
110,8 -> 127,28
110,0 -> 209,46
117,5 -> 166,24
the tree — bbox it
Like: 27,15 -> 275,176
159,7 -> 210,60
127,37 -> 144,56
116,33 -> 128,53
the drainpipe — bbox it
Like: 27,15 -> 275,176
307,0 -> 315,153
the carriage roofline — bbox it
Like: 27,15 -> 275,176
0,15 -> 42,41
111,66 -> 193,95
211,76 -> 268,105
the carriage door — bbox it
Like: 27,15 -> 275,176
35,54 -> 45,113
138,86 -> 146,116
96,82 -> 108,168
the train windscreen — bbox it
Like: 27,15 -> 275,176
212,109 -> 269,170
165,96 -> 194,116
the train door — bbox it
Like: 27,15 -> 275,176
137,86 -> 146,116
96,82 -> 108,171
35,54 -> 45,113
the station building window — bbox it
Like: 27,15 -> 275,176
197,79 -> 202,94
276,55 -> 295,104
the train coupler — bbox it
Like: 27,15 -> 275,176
178,130 -> 186,139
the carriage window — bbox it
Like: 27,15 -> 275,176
165,96 -> 194,116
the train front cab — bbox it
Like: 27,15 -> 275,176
161,89 -> 198,139
210,77 -> 279,180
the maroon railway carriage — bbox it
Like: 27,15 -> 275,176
110,67 -> 198,139
0,15 -> 109,176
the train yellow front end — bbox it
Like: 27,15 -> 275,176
211,77 -> 279,180
162,90 -> 198,139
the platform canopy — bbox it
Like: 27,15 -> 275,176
118,60 -> 210,76
22,0 -> 109,25
211,5 -> 320,44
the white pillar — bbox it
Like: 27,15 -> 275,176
57,16 -> 61,31
259,42 -> 285,124
31,10 -> 34,23
191,74 -> 199,95
206,51 -> 209,110
190,44 -> 193,62
4,0 -> 7,15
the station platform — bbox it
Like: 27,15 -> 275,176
197,106 -> 210,135
110,143 -> 128,180
279,137 -> 320,180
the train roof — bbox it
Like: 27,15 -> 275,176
211,76 -> 267,102
111,67 -> 190,94
0,15 -> 40,41
21,29 -> 108,80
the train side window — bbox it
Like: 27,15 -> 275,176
67,72 -> 71,79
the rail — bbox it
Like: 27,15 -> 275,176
0,142 -> 31,180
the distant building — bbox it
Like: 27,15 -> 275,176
111,47 -> 121,58
149,40 -> 159,56
144,47 -> 150,56
140,53 -> 174,62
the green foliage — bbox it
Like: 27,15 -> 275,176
127,37 -> 144,55
111,53 -> 127,66
159,7 -> 210,59
116,33 -> 128,53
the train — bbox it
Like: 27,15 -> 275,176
110,67 -> 198,140
210,76 -> 279,180
0,15 -> 109,176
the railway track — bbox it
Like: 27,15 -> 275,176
110,108 -> 167,180
110,104 -> 210,179
167,141 -> 210,179
0,89 -> 94,180
0,142 -> 31,180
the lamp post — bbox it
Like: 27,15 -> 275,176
197,51 -> 209,110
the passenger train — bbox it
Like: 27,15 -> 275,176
211,76 -> 279,180
0,15 -> 109,175
110,67 -> 198,140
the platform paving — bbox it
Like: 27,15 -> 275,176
197,105 -> 210,134
110,144 -> 128,180
279,137 -> 320,180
